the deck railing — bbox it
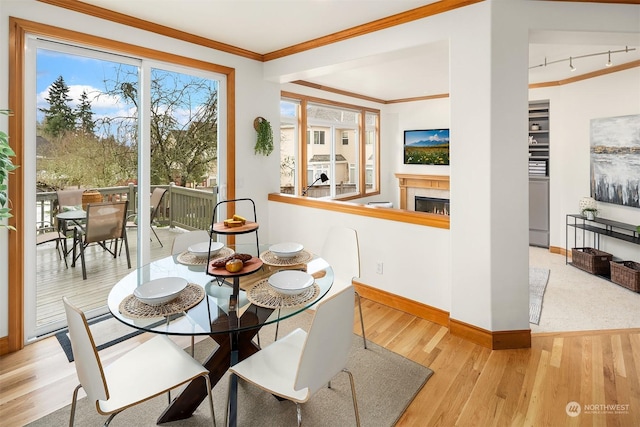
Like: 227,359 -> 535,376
35,183 -> 216,232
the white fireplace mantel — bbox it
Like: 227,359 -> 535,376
395,174 -> 450,211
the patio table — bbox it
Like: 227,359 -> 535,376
107,243 -> 334,426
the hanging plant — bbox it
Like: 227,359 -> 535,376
0,109 -> 18,230
253,116 -> 274,156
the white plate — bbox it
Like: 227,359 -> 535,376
269,242 -> 304,259
268,270 -> 314,295
134,277 -> 188,306
188,241 -> 224,258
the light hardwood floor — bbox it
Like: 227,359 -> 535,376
1,297 -> 640,426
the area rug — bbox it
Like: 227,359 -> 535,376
529,267 -> 550,325
55,314 -> 143,362
33,312 -> 433,426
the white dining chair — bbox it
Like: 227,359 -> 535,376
227,285 -> 360,427
63,297 -> 216,427
171,229 -> 211,255
319,226 -> 367,348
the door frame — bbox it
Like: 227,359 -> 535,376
5,17 -> 237,353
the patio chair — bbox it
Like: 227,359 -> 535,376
126,187 -> 167,247
227,285 -> 360,427
56,188 -> 85,253
72,201 -> 130,280
62,297 -> 216,427
36,221 -> 67,268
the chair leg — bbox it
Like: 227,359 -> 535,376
151,226 -> 163,247
355,291 -> 367,349
103,411 -> 121,426
204,374 -> 216,427
79,242 -> 87,280
69,384 -> 82,427
295,402 -> 302,427
343,368 -> 361,427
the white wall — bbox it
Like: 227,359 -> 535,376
267,201 -> 452,311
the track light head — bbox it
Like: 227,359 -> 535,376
606,51 -> 612,67
569,57 -> 576,72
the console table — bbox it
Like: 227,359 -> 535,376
565,214 -> 640,269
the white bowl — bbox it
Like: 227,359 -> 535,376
269,242 -> 304,259
188,241 -> 224,258
134,277 -> 188,306
268,270 -> 314,295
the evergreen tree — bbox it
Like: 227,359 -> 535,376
75,90 -> 94,136
39,76 -> 76,138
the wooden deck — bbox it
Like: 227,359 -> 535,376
35,227 -> 185,329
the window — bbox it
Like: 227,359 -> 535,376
280,92 -> 379,199
307,130 -> 325,145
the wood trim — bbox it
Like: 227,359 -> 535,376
3,17 -> 236,355
281,91 -> 381,115
263,0 -> 484,61
354,280 -> 532,349
449,318 -> 532,350
268,192 -> 450,229
354,280 -> 450,326
36,0 -> 263,61
0,336 -> 8,355
7,18 -> 26,354
386,93 -> 450,104
291,81 -> 387,105
529,60 -> 640,89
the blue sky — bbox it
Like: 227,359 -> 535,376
36,48 -> 135,123
36,48 -> 220,134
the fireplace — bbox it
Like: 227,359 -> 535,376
415,196 -> 450,216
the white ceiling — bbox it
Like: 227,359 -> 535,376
78,0 -> 640,101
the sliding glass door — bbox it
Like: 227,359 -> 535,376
24,37 -> 223,339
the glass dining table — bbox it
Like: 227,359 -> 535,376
107,243 -> 334,425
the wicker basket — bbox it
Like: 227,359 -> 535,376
610,261 -> 640,292
82,190 -> 103,210
571,247 -> 613,275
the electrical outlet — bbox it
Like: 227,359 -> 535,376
376,261 -> 383,275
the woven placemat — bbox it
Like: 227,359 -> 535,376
177,247 -> 235,266
119,283 -> 205,318
259,249 -> 313,266
246,278 -> 320,309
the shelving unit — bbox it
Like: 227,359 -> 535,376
529,100 -> 550,247
528,100 -> 550,177
565,214 -> 640,280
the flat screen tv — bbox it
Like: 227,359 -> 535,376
403,129 -> 450,165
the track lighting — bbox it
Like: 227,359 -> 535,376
529,46 -> 636,71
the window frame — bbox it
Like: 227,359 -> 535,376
281,91 -> 380,200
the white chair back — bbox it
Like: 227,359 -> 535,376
62,297 -> 109,402
321,227 -> 360,288
295,285 -> 355,395
171,230 -> 211,255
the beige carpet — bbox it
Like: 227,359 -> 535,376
29,311 -> 432,426
529,246 -> 640,333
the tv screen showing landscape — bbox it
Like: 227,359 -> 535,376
403,129 -> 450,165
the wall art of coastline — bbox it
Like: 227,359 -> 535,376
404,129 -> 450,165
590,114 -> 640,209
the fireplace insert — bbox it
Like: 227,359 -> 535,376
415,196 -> 450,216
